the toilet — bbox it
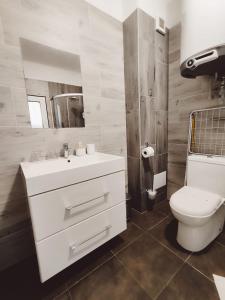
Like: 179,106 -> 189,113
170,154 -> 225,252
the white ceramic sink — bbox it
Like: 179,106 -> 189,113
21,152 -> 125,196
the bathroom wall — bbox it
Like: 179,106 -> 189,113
168,24 -> 223,198
124,9 -> 168,211
0,0 -> 126,270
137,0 -> 181,28
86,0 -> 181,28
86,0 -> 123,21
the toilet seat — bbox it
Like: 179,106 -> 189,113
170,186 -> 222,217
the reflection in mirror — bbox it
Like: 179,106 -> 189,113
20,38 -> 85,128
28,95 -> 49,128
52,93 -> 84,128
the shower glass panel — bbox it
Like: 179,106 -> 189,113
52,93 -> 85,128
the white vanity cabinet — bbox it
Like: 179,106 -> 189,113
21,153 -> 126,282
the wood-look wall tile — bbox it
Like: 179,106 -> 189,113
140,156 -> 153,192
153,153 -> 168,174
87,4 -> 123,47
140,96 -> 156,146
138,10 -> 155,97
83,96 -> 102,126
100,98 -> 126,126
168,24 -> 181,55
123,10 -> 138,60
167,181 -> 182,199
126,109 -> 140,158
155,30 -> 168,64
167,162 -> 186,187
168,143 -> 187,165
123,10 -> 140,159
155,61 -> 168,111
127,156 -> 141,211
0,16 -> 4,44
100,125 -> 126,157
11,87 -> 30,127
137,9 -> 155,43
0,86 -> 16,126
124,8 -> 168,211
156,110 -> 168,154
168,121 -> 189,144
123,11 -> 139,105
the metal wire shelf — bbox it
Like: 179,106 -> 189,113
188,106 -> 225,156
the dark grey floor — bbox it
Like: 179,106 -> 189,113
1,201 -> 224,300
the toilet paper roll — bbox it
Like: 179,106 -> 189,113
141,146 -> 154,158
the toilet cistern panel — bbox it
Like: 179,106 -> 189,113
186,154 -> 225,196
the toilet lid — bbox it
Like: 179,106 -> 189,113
170,186 -> 222,217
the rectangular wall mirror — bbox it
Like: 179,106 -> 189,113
20,38 -> 85,129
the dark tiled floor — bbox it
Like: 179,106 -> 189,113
149,215 -> 191,261
187,242 -> 225,281
216,227 -> 225,246
69,258 -> 150,300
157,264 -> 219,300
0,200 -> 223,300
131,208 -> 167,231
109,222 -> 144,254
153,200 -> 171,216
117,234 -> 184,299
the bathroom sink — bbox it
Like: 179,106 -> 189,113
21,152 -> 125,196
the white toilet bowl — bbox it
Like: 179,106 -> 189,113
170,186 -> 225,252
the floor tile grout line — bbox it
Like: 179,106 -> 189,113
67,288 -> 72,300
52,287 -> 71,300
131,209 -> 170,230
129,220 -> 144,231
114,254 -> 153,300
158,211 -> 171,217
147,215 -> 170,231
131,208 -> 147,215
154,261 -> 185,300
215,240 -> 225,248
149,233 -> 191,262
111,232 -> 145,256
155,206 -> 171,217
66,231 -> 155,293
51,283 -> 71,300
132,214 -> 169,232
66,255 -> 114,291
184,252 -> 193,262
185,261 -> 215,283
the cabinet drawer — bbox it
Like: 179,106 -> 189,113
29,171 -> 125,241
36,202 -> 126,282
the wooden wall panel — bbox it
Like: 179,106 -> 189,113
124,9 -> 168,211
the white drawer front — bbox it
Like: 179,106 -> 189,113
29,171 -> 125,241
36,202 -> 127,282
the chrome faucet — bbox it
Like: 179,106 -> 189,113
63,143 -> 69,159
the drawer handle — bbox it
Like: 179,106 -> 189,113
65,192 -> 109,211
70,225 -> 112,252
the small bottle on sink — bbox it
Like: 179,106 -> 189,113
63,143 -> 69,159
75,141 -> 86,156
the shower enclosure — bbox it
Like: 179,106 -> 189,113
51,93 -> 85,128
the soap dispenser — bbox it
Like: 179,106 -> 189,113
75,141 -> 86,156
